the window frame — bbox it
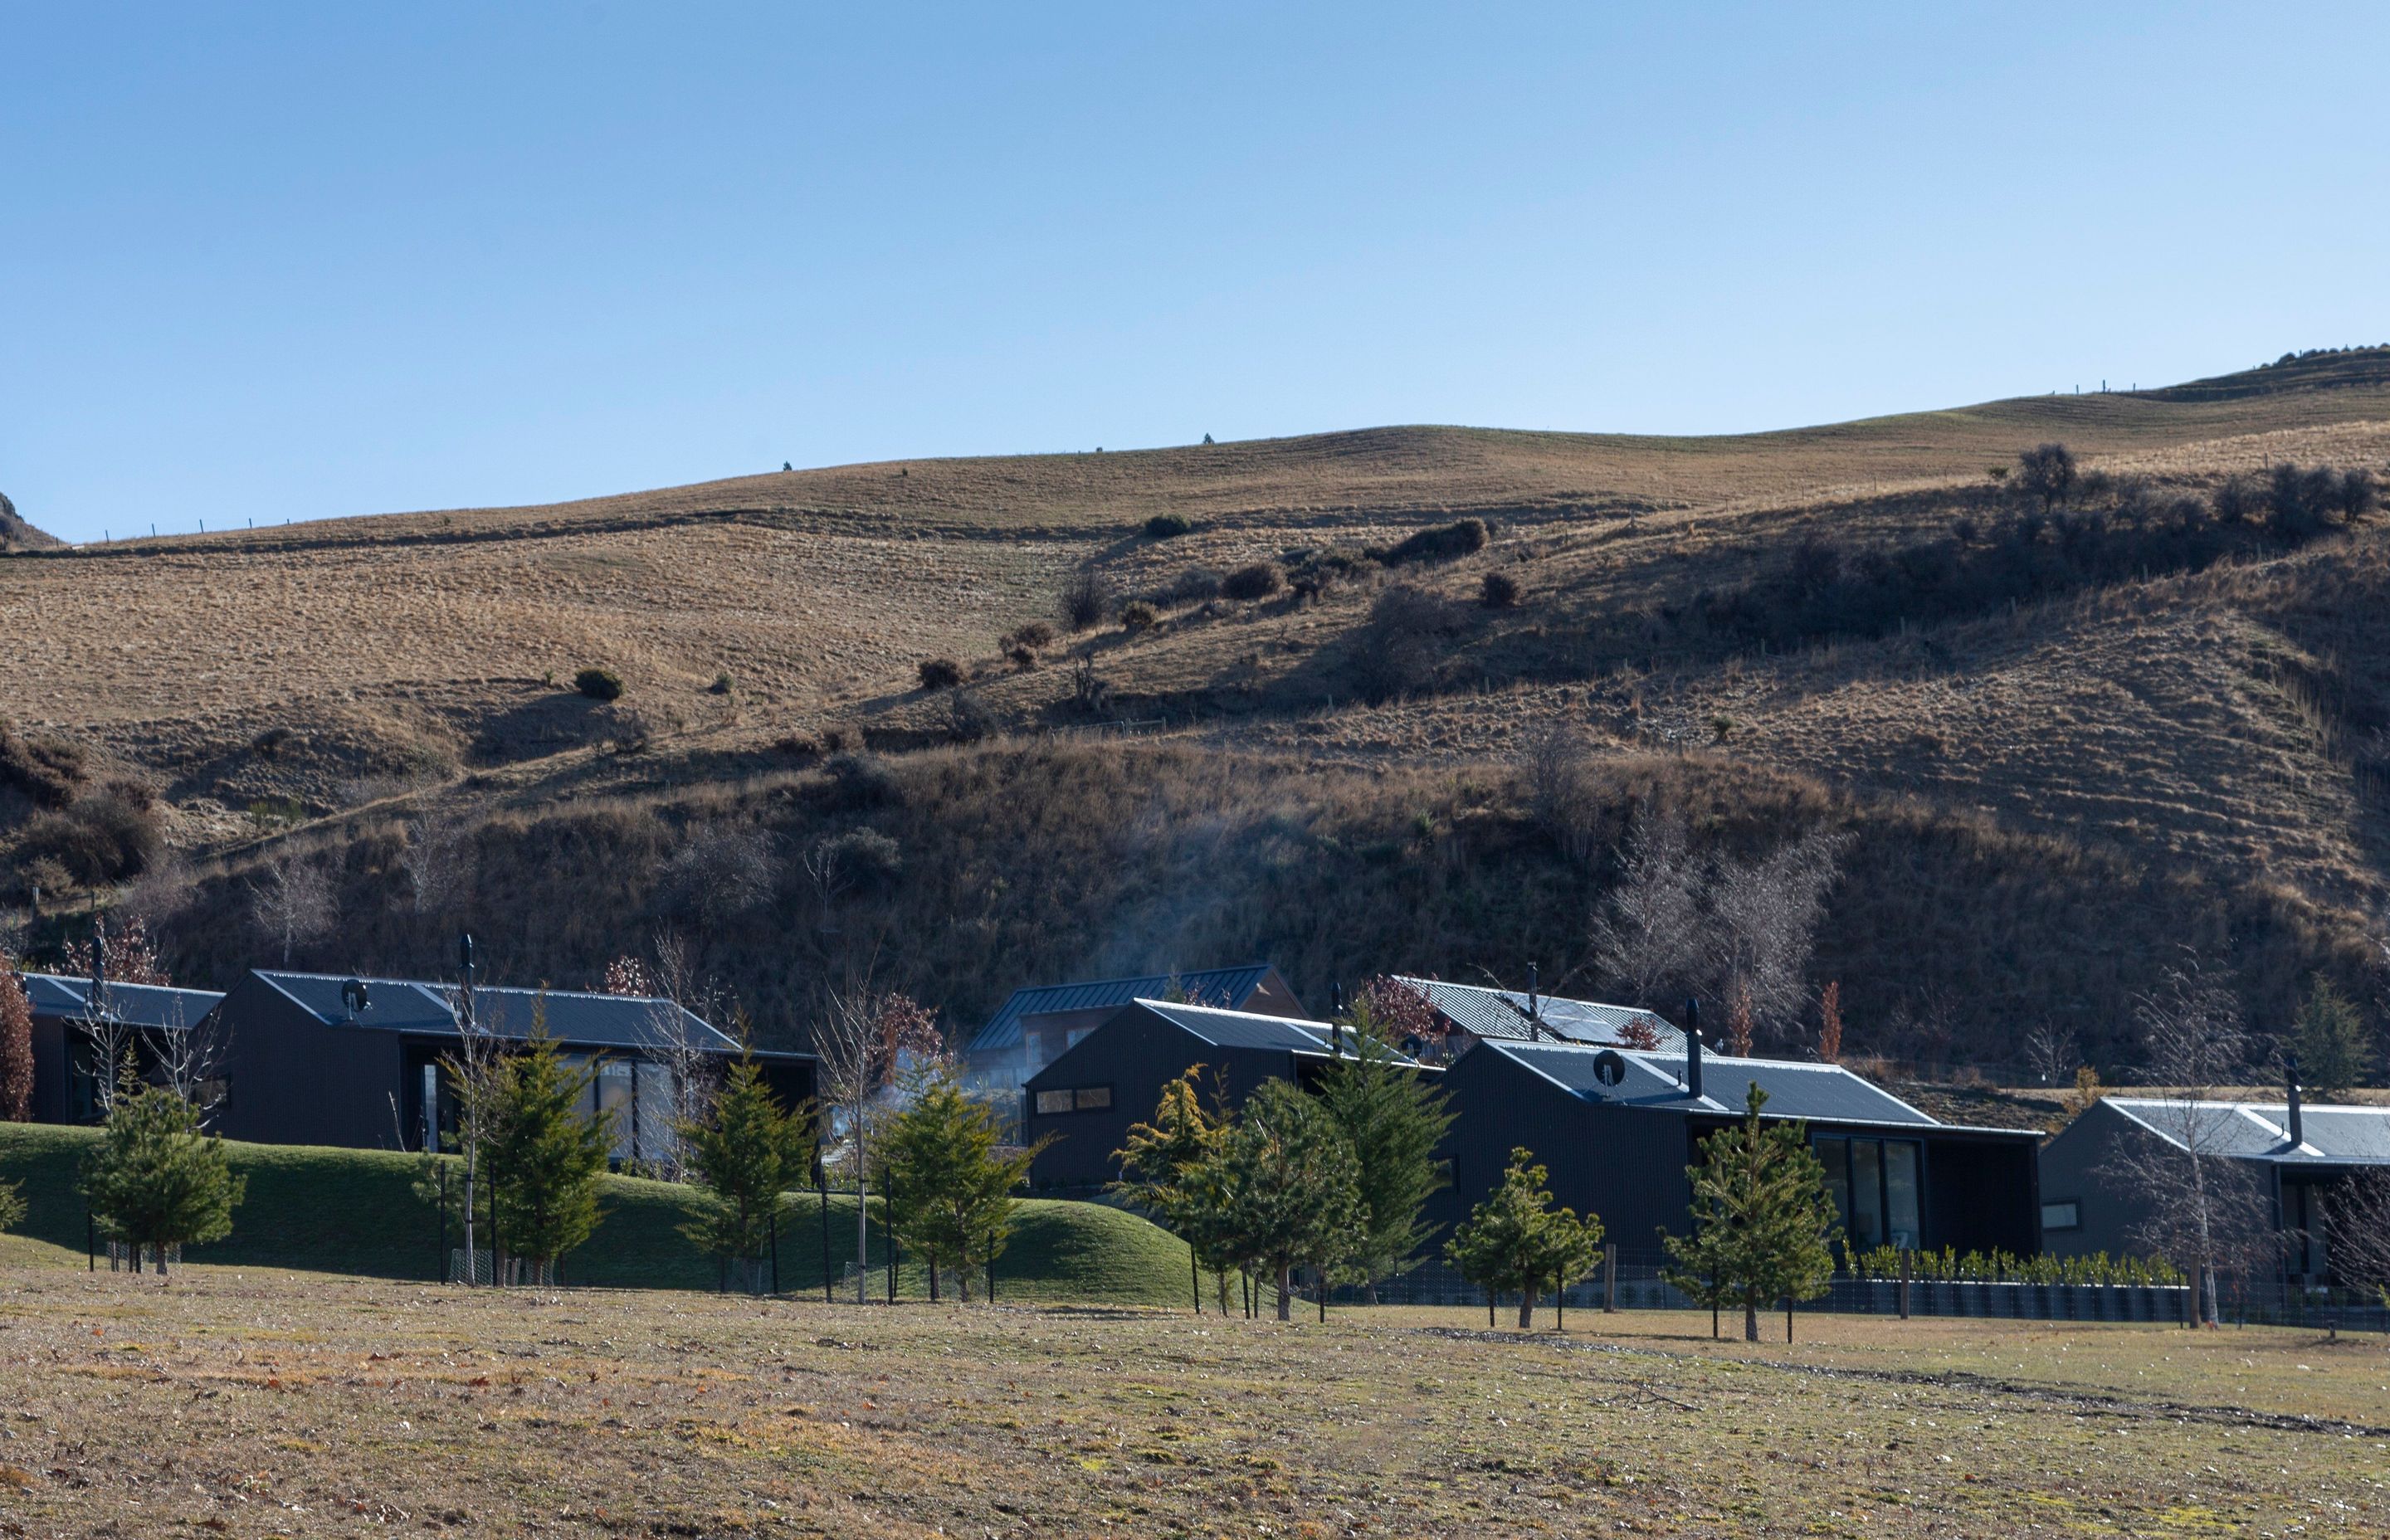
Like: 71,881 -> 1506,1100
1033,1084 -> 1115,1116
2040,1200 -> 2080,1233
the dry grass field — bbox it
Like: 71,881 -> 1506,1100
0,1262 -> 2383,1538
10,348 -> 2390,1066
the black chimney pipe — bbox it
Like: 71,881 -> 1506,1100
2286,1051 -> 2305,1148
1527,962 -> 1541,1042
1330,982 -> 1344,1057
1684,997 -> 1703,1100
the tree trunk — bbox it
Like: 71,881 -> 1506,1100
154,1243 -> 168,1278
1275,1262 -> 1293,1321
1743,1297 -> 1760,1342
855,1146 -> 868,1306
928,1249 -> 939,1304
1364,1277 -> 1379,1307
1517,1284 -> 1538,1331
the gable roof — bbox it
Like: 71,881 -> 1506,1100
21,972 -> 226,1033
247,970 -> 739,1053
1479,1038 -> 1968,1130
1130,998 -> 1342,1054
968,963 -> 1285,1052
1390,977 -> 1682,1050
2100,1098 -> 2390,1166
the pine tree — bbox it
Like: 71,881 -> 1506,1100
679,1054 -> 813,1288
0,962 -> 31,1122
1662,1083 -> 1839,1341
0,1176 -> 24,1233
1315,998 -> 1455,1300
880,1069 -> 1043,1301
1202,1079 -> 1365,1322
79,1075 -> 245,1274
487,1031 -> 611,1276
2291,977 -> 2373,1101
1443,1148 -> 1605,1328
1114,1067 -> 1232,1309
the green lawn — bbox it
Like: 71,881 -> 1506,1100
0,1123 -> 1187,1302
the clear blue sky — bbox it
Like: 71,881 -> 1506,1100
6,3 -> 2386,543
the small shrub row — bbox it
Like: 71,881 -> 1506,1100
1846,1244 -> 2184,1288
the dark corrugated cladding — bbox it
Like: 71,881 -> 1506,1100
1024,998 -> 1431,1191
1430,1039 -> 2041,1258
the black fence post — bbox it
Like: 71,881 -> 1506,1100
1602,1243 -> 1617,1313
438,1162 -> 449,1284
987,1233 -> 997,1304
769,1204 -> 781,1297
86,1208 -> 95,1272
817,1176 -> 832,1305
1190,1245 -> 1201,1316
883,1167 -> 896,1304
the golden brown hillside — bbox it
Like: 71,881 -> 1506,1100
7,347 -> 2390,1075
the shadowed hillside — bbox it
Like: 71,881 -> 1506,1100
7,348 -> 2390,1080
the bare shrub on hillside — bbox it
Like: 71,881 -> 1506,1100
802,828 -> 903,924
1349,586 -> 1459,704
1707,827 -> 1846,1044
250,848 -> 335,966
1057,568 -> 1113,632
17,782 -> 161,888
660,825 -> 778,924
1591,812 -> 1706,1006
2016,443 -> 2077,511
1522,721 -> 1600,865
1222,563 -> 1285,602
2020,1020 -> 2082,1085
0,719 -> 87,807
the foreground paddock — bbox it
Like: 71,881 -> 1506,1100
0,1267 -> 2383,1538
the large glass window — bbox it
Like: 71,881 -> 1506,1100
633,1062 -> 676,1167
597,1060 -> 636,1162
1850,1139 -> 1885,1250
1813,1133 -> 1923,1254
1884,1141 -> 1920,1250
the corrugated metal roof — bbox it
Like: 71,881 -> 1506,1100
1392,977 -> 1682,1050
2103,1099 -> 2390,1166
21,972 -> 225,1032
1131,998 -> 1339,1054
1485,1039 -> 1944,1128
968,963 -> 1279,1052
250,971 -> 741,1053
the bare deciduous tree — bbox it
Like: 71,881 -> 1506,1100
2327,1172 -> 2390,1303
1592,811 -> 1845,1045
1522,720 -> 1600,865
1591,811 -> 1705,1006
250,848 -> 335,965
629,928 -> 727,1180
398,811 -> 475,917
436,973 -> 508,1286
2020,1021 -> 2082,1086
2099,952 -> 2269,1323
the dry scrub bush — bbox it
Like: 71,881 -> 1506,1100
917,658 -> 964,691
0,721 -> 86,809
1222,563 -> 1284,602
575,667 -> 625,702
1057,568 -> 1112,632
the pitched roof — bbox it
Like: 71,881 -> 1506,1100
1480,1038 -> 1959,1129
1130,998 -> 1342,1054
21,972 -> 225,1033
249,971 -> 739,1053
2102,1098 -> 2390,1166
1390,977 -> 1682,1050
968,963 -> 1283,1052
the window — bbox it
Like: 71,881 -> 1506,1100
1814,1133 -> 1924,1251
2041,1201 -> 2080,1232
1035,1085 -> 1112,1115
1034,1089 -> 1075,1116
1073,1085 -> 1111,1111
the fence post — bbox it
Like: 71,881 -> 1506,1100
86,1209 -> 95,1273
438,1162 -> 449,1283
1603,1243 -> 1617,1313
883,1167 -> 897,1304
988,1233 -> 997,1304
1555,1270 -> 1564,1333
769,1205 -> 780,1297
1897,1248 -> 1910,1321
817,1175 -> 832,1305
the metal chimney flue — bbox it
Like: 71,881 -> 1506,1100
1527,962 -> 1541,1042
2286,1051 -> 2305,1148
1684,997 -> 1703,1100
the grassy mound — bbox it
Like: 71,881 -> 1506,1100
0,1124 -> 1188,1302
